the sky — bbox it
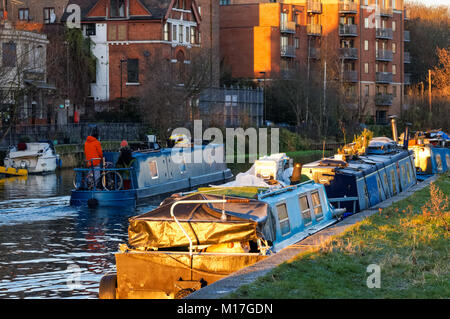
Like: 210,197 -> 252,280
411,0 -> 449,6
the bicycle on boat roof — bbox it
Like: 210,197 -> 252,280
73,158 -> 125,191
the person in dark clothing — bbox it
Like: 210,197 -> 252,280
116,140 -> 135,189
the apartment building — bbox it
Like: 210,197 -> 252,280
0,0 -> 69,27
220,0 -> 411,124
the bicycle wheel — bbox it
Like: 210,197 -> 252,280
102,171 -> 123,191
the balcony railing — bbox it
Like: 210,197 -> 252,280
281,45 -> 296,58
379,7 -> 393,17
376,49 -> 393,62
404,73 -> 411,85
307,0 -> 322,14
339,24 -> 358,36
280,21 -> 296,34
376,28 -> 393,39
343,70 -> 358,82
404,51 -> 411,63
307,24 -> 322,36
339,1 -> 358,13
404,30 -> 410,42
339,47 -> 358,60
375,94 -> 393,106
376,72 -> 393,84
309,47 -> 321,59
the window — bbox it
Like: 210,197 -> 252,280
172,24 -> 177,42
190,27 -> 196,44
392,21 -> 396,32
392,42 -> 396,54
164,23 -> 170,41
86,24 -> 96,36
110,0 -> 126,18
406,162 -> 411,184
149,160 -> 159,179
18,8 -> 29,21
276,204 -> 291,236
436,154 -> 443,172
364,85 -> 369,96
383,173 -> 389,196
311,191 -> 323,221
392,64 -> 396,75
364,63 -> 369,74
299,195 -> 312,226
375,63 -> 378,72
186,26 -> 190,43
364,40 -> 369,51
179,25 -> 183,43
364,18 -> 369,29
43,7 -> 56,24
390,170 -> 397,195
2,42 -> 16,67
127,59 -> 139,83
295,37 -> 299,49
393,86 -> 397,97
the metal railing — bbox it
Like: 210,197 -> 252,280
404,30 -> 410,42
307,0 -> 322,13
281,45 -> 296,58
404,73 -> 411,85
309,47 -> 321,59
379,6 -> 393,17
307,23 -> 322,36
340,47 -> 358,59
343,70 -> 358,82
404,51 -> 411,63
339,24 -> 358,36
375,93 -> 394,106
339,1 -> 358,13
376,28 -> 393,39
376,49 -> 393,61
376,72 -> 393,83
280,20 -> 296,33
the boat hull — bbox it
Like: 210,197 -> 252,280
70,189 -> 137,207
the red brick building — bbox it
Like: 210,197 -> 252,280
220,0 -> 411,124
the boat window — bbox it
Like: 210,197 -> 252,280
390,170 -> 397,195
311,191 -> 323,221
276,203 -> 291,236
406,162 -> 411,184
149,160 -> 159,179
401,165 -> 406,185
377,178 -> 382,201
435,154 -> 443,172
363,183 -> 369,208
383,173 -> 389,196
446,154 -> 450,169
299,195 -> 312,226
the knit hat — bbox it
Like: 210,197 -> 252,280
120,140 -> 128,148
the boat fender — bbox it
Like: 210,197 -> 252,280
87,198 -> 99,208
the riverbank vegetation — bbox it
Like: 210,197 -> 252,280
227,175 -> 450,298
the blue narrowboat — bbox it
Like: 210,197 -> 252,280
70,142 -> 233,208
301,137 -> 417,216
98,180 -> 345,299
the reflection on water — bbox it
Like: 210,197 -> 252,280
0,169 -> 157,299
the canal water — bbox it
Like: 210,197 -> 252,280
0,152 -> 326,299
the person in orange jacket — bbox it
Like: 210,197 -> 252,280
84,127 -> 103,187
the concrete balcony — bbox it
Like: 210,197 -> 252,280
281,45 -> 296,58
376,72 -> 393,84
375,93 -> 394,106
309,47 -> 321,59
339,24 -> 358,37
343,70 -> 358,82
376,49 -> 393,62
339,1 -> 358,14
404,51 -> 411,63
404,30 -> 410,42
379,7 -> 393,17
376,28 -> 393,39
339,47 -> 358,60
307,0 -> 322,14
280,21 -> 296,34
405,73 -> 411,85
307,24 -> 322,36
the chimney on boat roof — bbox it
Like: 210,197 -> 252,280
390,115 -> 398,143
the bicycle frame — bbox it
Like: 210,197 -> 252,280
74,167 -> 135,191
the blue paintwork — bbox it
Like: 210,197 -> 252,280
429,147 -> 450,174
70,144 -> 233,207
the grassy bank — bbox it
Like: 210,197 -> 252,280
227,175 -> 450,299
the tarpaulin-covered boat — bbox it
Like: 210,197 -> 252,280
98,179 -> 344,299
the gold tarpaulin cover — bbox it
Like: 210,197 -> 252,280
128,193 -> 273,250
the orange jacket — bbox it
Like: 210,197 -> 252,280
84,136 -> 103,167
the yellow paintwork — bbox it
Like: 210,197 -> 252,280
0,166 -> 28,176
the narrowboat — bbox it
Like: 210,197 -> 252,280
2,141 -> 61,174
301,135 -> 417,216
70,139 -> 233,208
98,179 -> 345,299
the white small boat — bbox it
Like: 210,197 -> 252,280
4,141 -> 60,174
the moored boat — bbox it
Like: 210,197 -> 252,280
98,178 -> 345,299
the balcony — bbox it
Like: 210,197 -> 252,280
404,30 -> 410,42
376,72 -> 393,84
339,24 -> 358,37
307,0 -> 322,14
280,21 -> 296,34
376,50 -> 393,62
404,73 -> 411,85
307,24 -> 322,36
376,28 -> 393,39
343,70 -> 358,82
339,1 -> 358,14
309,47 -> 321,59
339,47 -> 358,60
379,7 -> 393,17
404,51 -> 411,63
281,45 -> 296,58
375,94 -> 393,106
